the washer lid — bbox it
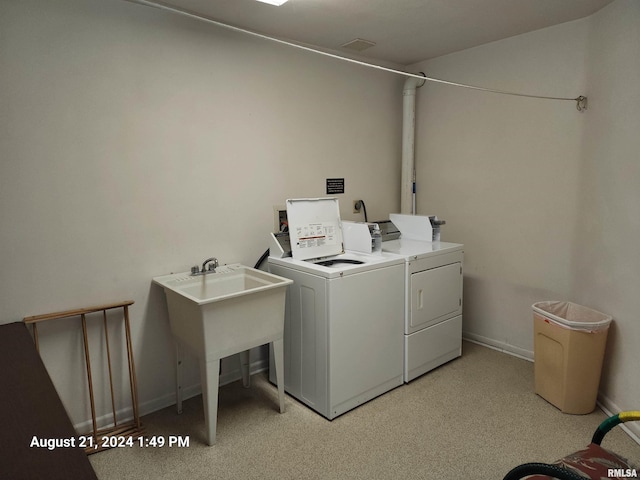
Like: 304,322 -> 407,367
286,198 -> 344,260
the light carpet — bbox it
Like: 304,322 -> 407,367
89,342 -> 640,479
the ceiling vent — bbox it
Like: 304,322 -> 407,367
340,38 -> 376,52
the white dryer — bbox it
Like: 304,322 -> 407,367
268,198 -> 405,420
383,238 -> 464,383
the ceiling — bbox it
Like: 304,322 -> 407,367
140,0 -> 614,65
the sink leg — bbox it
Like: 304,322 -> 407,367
200,358 -> 220,446
175,342 -> 183,415
240,350 -> 251,388
272,338 -> 285,414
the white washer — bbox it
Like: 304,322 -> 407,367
382,239 -> 464,382
268,198 -> 405,420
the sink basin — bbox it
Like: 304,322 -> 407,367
154,264 -> 289,305
153,263 -> 293,445
153,264 -> 293,359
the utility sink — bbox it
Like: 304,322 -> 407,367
153,263 -> 292,445
154,264 -> 289,305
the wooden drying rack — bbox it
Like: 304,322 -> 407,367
24,301 -> 143,454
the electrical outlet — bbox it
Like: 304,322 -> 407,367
273,205 -> 287,232
353,200 -> 362,214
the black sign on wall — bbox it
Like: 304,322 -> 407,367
326,178 -> 345,195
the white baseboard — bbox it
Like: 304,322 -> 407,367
463,332 -> 534,362
597,394 -> 640,446
73,357 -> 269,433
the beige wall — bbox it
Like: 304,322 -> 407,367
410,19 -> 589,358
573,0 -> 640,423
411,0 -> 639,434
0,0 -> 403,426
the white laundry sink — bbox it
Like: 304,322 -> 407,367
155,264 -> 289,306
153,263 -> 292,359
153,263 -> 292,445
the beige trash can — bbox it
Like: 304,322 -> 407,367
533,301 -> 612,414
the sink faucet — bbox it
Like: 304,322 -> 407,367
191,257 -> 219,276
202,257 -> 218,272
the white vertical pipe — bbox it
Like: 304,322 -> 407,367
401,74 -> 426,214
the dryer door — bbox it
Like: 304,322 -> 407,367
409,262 -> 462,333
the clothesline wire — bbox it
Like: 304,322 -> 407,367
128,0 -> 587,109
